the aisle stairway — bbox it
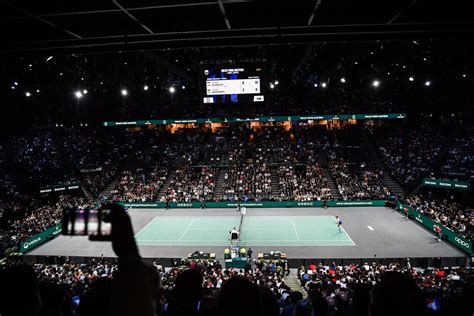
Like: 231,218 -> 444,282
362,130 -> 404,196
157,170 -> 175,199
99,177 -> 120,197
270,167 -> 281,197
284,274 -> 307,298
214,167 -> 228,199
318,154 -> 341,199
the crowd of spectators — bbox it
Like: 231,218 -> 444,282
326,145 -> 390,200
405,194 -> 473,240
12,131 -> 64,174
1,256 -> 471,316
278,162 -> 332,201
164,163 -> 218,202
222,147 -> 273,201
371,123 -> 447,188
297,261 -> 472,316
440,127 -> 474,181
6,195 -> 91,245
62,130 -> 122,196
112,167 -> 169,202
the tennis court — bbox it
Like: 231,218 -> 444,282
134,215 -> 355,246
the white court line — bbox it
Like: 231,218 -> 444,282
178,219 -> 196,241
367,226 -> 374,231
134,217 -> 160,237
291,218 -> 301,241
333,216 -> 356,246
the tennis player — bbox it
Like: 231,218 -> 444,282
434,224 -> 442,242
335,216 -> 343,233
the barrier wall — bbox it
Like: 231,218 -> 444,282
103,113 -> 407,127
326,200 -> 387,207
396,202 -> 472,255
118,200 -> 387,209
19,224 -> 62,253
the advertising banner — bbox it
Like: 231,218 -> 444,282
19,224 -> 62,253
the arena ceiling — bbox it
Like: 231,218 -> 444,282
1,0 -> 474,55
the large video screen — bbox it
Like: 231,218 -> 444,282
201,66 -> 265,104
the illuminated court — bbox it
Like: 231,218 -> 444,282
134,215 -> 355,247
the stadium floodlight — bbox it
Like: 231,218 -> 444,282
321,82 -> 327,88
340,78 -> 346,83
462,74 -> 467,78
409,76 -> 414,82
11,86 -> 15,90
144,85 -> 149,91
46,56 -> 53,62
372,80 -> 380,87
274,80 -> 279,85
121,89 -> 128,96
14,81 -> 18,86
270,83 -> 275,89
182,85 -> 186,90
75,91 -> 83,98
425,81 -> 431,86
169,86 -> 176,93
83,89 -> 88,94
313,83 -> 318,88
25,91 -> 31,97
36,89 -> 40,93
59,73 -> 63,76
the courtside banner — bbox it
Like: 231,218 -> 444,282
206,201 -> 325,208
103,113 -> 406,127
422,178 -> 470,190
118,200 -> 392,209
19,224 -> 62,253
118,202 -> 166,208
327,200 -> 387,207
397,202 -> 472,255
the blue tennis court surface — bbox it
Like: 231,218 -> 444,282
135,215 -> 355,246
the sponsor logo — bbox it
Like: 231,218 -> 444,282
123,203 -> 159,207
22,237 -> 42,250
454,237 -> 470,249
415,216 -> 423,224
335,201 -> 373,206
52,226 -> 62,236
177,203 -> 193,207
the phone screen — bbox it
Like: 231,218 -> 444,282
63,208 -> 112,237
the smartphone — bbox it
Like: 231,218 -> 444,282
62,207 -> 112,240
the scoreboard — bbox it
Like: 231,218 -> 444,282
201,66 -> 265,104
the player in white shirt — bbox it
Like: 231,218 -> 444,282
335,216 -> 343,233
